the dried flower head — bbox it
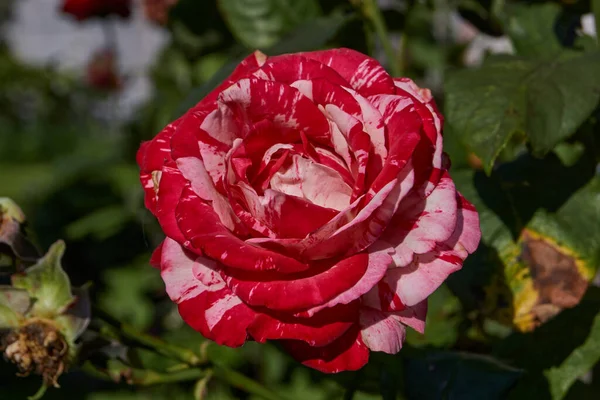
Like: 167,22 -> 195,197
1,320 -> 69,387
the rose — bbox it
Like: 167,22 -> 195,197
86,48 -> 121,91
137,48 -> 481,373
61,0 -> 131,21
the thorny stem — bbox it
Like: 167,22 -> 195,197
93,309 -> 203,366
81,361 -> 206,385
352,0 -> 402,77
89,310 -> 288,400
82,360 -> 287,400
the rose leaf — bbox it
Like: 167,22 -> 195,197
218,0 -> 321,49
445,51 -> 600,173
503,3 -> 563,58
403,350 -> 522,400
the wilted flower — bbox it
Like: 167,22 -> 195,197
0,241 -> 90,388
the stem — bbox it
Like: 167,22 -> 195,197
120,323 -> 203,366
592,0 -> 600,42
81,361 -> 206,385
90,310 -> 284,399
28,384 -> 48,400
354,0 -> 402,77
212,364 -> 288,400
92,312 -> 204,366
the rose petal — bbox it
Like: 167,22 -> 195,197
253,55 -> 349,87
298,249 -> 392,317
218,78 -> 330,144
155,165 -> 187,243
237,183 -> 340,239
175,184 -> 309,273
394,78 -> 444,194
303,158 -> 417,260
149,240 -> 164,269
375,192 -> 481,307
299,48 -> 396,97
160,238 -> 253,347
270,154 -> 352,211
396,300 -> 427,334
138,119 -> 182,213
222,252 -> 370,311
248,302 -> 357,346
383,172 -> 458,267
177,156 -> 241,233
162,238 -> 356,347
359,307 -> 406,354
283,325 -> 369,373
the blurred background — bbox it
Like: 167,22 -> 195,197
1,0 -> 599,399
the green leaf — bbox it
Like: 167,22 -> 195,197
449,151 -> 600,332
218,0 -> 321,49
267,12 -> 354,55
545,311 -> 600,399
65,205 -> 132,241
12,240 -> 74,317
504,3 -> 562,58
0,286 -> 30,328
99,261 -> 163,330
445,51 -> 600,172
403,351 -> 522,400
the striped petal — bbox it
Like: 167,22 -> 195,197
283,326 -> 369,373
359,307 -> 406,354
222,252 -> 371,311
372,192 -> 481,307
299,48 -> 396,97
175,184 -> 308,273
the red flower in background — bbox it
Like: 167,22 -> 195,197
137,48 -> 481,373
86,48 -> 121,91
143,0 -> 179,25
61,0 -> 131,21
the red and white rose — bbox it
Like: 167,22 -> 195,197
137,48 -> 481,373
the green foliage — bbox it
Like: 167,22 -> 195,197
545,311 -> 600,399
503,3 -> 563,57
12,241 -> 73,317
403,351 -> 522,400
218,0 -> 321,49
445,51 -> 600,172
